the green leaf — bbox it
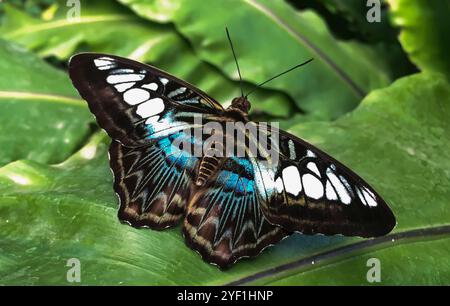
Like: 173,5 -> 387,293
388,0 -> 450,78
119,0 -> 391,119
327,0 -> 394,41
289,0 -> 393,42
0,0 -> 294,117
241,231 -> 450,286
1,72 -> 448,285
0,0 -> 56,20
0,132 -> 350,285
0,39 -> 92,167
287,0 -> 417,80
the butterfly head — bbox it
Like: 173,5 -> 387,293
230,96 -> 251,114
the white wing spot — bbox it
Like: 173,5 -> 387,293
307,162 -> 321,177
326,168 -> 351,204
97,64 -> 116,70
111,68 -> 134,74
142,82 -> 158,91
160,77 -> 169,85
339,175 -> 354,197
275,177 -> 284,194
363,186 -> 375,199
94,57 -> 116,70
288,140 -> 296,159
362,187 -> 377,207
107,73 -> 145,84
253,163 -> 276,198
282,165 -> 302,196
94,57 -> 114,66
302,173 -> 323,199
306,150 -> 316,158
325,180 -> 338,200
136,98 -> 165,118
145,115 -> 159,125
94,59 -> 111,67
168,87 -> 187,98
115,82 -> 135,93
123,88 -> 150,105
356,187 -> 367,206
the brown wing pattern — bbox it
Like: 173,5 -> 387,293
109,134 -> 198,230
183,157 -> 290,268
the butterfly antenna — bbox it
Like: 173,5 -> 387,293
245,58 -> 314,98
226,27 -> 244,97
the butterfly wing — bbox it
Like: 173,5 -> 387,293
69,52 -> 395,268
250,124 -> 396,238
69,53 -> 223,229
69,53 -> 224,147
184,157 -> 289,268
109,130 -> 201,229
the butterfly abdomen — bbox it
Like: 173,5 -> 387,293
195,144 -> 224,187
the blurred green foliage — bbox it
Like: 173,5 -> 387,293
0,0 -> 54,18
0,0 -> 448,285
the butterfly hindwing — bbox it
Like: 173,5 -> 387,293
69,53 -> 224,147
251,125 -> 396,238
184,157 -> 289,268
109,130 -> 201,229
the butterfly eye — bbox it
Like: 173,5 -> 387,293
231,96 -> 251,113
245,98 -> 251,111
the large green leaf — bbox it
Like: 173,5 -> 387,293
0,132 -> 351,285
263,236 -> 450,285
286,0 -> 417,80
0,39 -> 92,167
387,0 -> 450,78
1,72 -> 448,285
0,0 -> 294,117
119,0 -> 391,119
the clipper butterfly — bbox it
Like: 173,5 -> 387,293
69,52 -> 396,269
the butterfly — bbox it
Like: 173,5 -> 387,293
69,50 -> 396,269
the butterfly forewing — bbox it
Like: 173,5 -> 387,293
69,53 -> 224,147
250,124 -> 396,237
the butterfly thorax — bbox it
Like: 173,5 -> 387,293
194,97 -> 251,187
225,96 -> 251,119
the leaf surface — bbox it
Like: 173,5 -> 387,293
119,0 -> 392,119
1,72 -> 448,285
